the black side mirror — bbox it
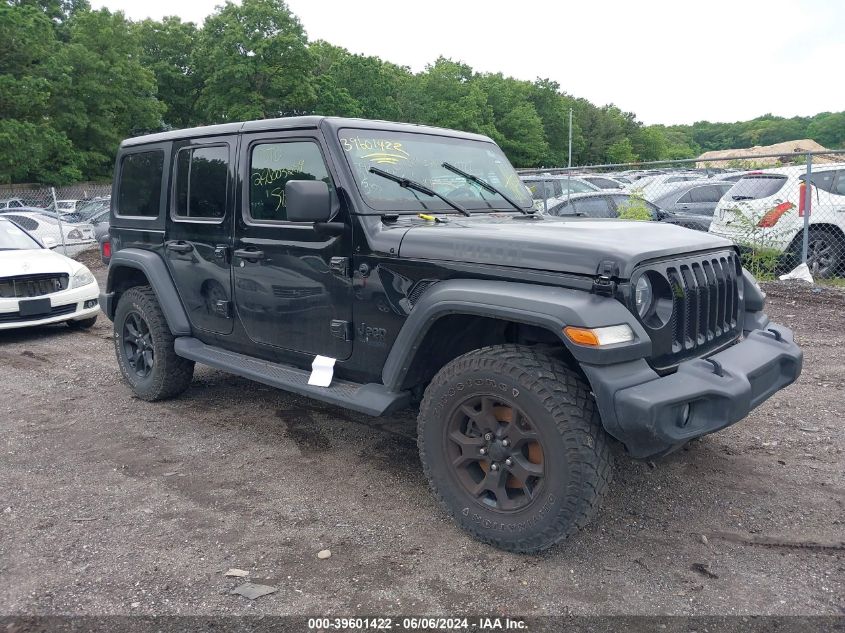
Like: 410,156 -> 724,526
285,180 -> 332,223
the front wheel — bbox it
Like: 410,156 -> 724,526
113,286 -> 194,401
417,345 -> 613,553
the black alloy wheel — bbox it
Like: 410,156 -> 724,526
446,395 -> 545,512
122,311 -> 154,378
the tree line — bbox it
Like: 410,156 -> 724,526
2,0 -> 844,184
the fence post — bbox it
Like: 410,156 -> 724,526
800,153 -> 812,265
51,186 -> 67,256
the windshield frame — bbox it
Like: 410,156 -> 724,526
335,127 -> 533,215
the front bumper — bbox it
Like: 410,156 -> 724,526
0,282 -> 100,331
582,321 -> 802,458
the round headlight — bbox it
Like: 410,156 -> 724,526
634,275 -> 653,318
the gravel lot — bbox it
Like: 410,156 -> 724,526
1,252 -> 843,617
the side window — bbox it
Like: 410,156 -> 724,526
174,145 -> 228,219
834,170 -> 845,196
249,141 -> 334,222
547,200 -> 573,216
799,171 -> 837,194
117,150 -> 164,217
10,200 -> 22,208
677,190 -> 694,204
573,197 -> 615,218
552,180 -> 564,197
6,215 -> 38,231
690,186 -> 724,203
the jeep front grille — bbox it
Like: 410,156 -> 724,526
0,274 -> 69,298
643,251 -> 742,371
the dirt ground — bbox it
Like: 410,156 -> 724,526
1,252 -> 843,617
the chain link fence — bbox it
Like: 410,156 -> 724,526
0,183 -> 111,257
518,149 -> 845,281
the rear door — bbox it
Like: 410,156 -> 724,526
164,136 -> 236,335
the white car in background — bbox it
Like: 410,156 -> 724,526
0,216 -> 100,330
709,164 -> 845,278
0,209 -> 96,256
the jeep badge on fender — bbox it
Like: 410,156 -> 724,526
100,117 -> 802,552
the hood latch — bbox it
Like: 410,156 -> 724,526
593,260 -> 619,297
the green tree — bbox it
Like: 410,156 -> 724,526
606,137 -> 637,164
807,112 -> 845,148
194,0 -> 315,122
0,3 -> 81,183
403,58 -> 497,137
135,17 -> 201,128
47,8 -> 164,179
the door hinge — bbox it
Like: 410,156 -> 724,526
213,299 -> 231,318
213,245 -> 229,264
330,319 -> 353,341
330,257 -> 350,277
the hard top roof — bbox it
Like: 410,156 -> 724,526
121,116 -> 495,148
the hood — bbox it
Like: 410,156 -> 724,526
397,216 -> 734,278
0,248 -> 81,278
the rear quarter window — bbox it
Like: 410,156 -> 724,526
117,150 -> 165,217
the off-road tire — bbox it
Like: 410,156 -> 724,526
113,286 -> 194,401
67,316 -> 97,329
417,344 -> 612,553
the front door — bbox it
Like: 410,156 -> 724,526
233,132 -> 353,360
164,136 -> 235,335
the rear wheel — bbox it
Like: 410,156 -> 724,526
417,345 -> 612,553
113,286 -> 194,401
805,228 -> 844,279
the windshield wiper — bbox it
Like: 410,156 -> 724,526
368,167 -> 471,217
732,195 -> 754,201
441,162 -> 532,214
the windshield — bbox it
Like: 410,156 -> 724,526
76,200 -> 109,220
0,220 -> 42,250
338,129 -> 532,213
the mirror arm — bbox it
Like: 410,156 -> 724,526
314,221 -> 346,236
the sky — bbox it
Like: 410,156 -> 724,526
92,0 -> 845,126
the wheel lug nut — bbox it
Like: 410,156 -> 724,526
490,463 -> 499,471
479,448 -> 487,455
502,439 -> 510,447
484,433 -> 493,441
505,458 -> 513,466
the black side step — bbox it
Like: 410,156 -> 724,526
174,337 -> 410,416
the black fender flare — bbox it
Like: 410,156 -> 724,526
104,248 -> 191,336
381,279 -> 651,392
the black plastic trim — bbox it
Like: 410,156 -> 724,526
381,279 -> 651,391
582,321 -> 802,458
106,248 -> 191,335
174,337 -> 410,416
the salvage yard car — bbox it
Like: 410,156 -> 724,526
709,164 -> 845,277
100,117 -> 803,552
0,209 -> 97,256
0,216 -> 100,330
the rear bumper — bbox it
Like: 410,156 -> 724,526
583,321 -> 802,458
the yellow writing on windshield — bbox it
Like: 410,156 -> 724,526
340,137 -> 410,165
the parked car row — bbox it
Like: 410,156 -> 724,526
520,162 -> 845,277
0,196 -> 109,256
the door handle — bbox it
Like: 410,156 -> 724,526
167,241 -> 193,253
233,248 -> 265,261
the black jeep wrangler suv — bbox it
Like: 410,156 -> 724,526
100,117 -> 802,552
